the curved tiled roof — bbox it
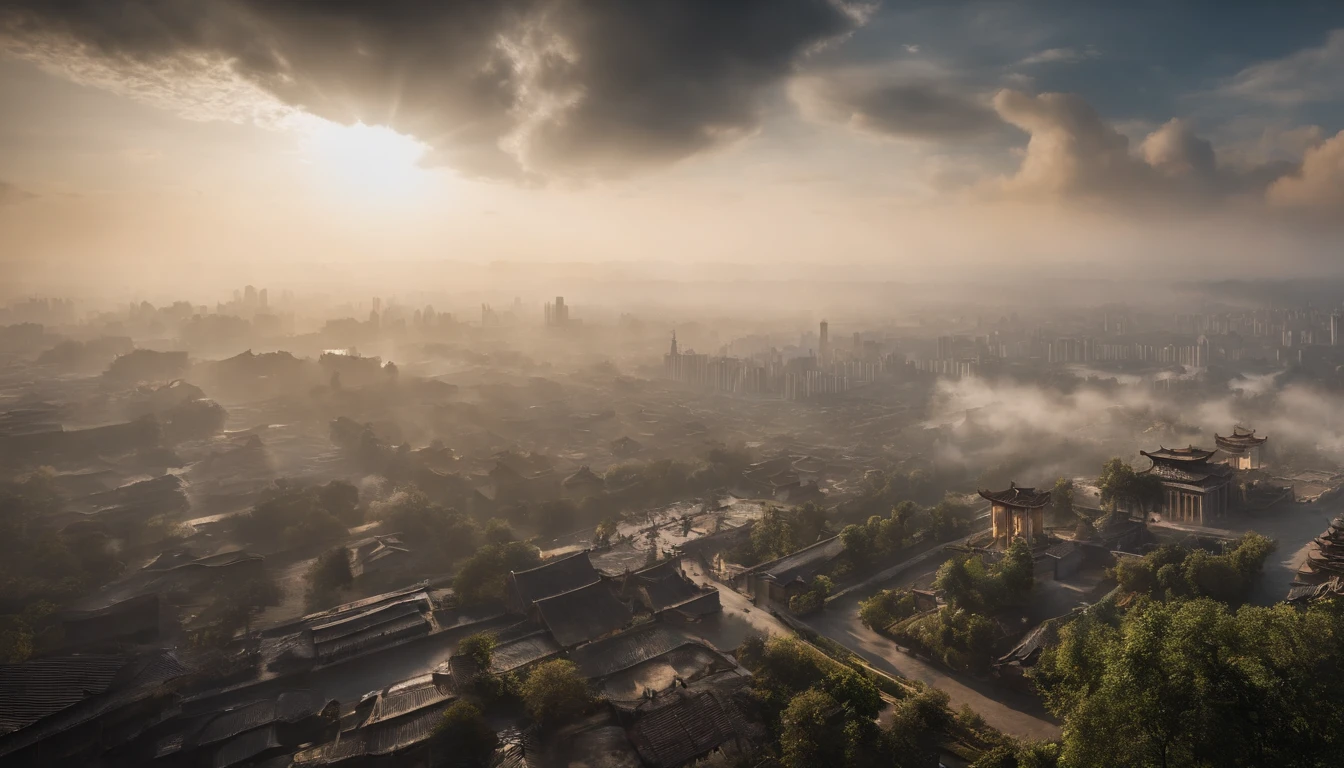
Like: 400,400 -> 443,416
508,551 -> 601,608
533,581 -> 632,648
0,655 -> 128,735
1141,446 -> 1216,462
978,484 -> 1052,508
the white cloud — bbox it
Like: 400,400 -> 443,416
1267,130 -> 1344,210
990,89 -> 1144,198
987,91 -> 1300,209
1225,29 -> 1344,105
1018,46 -> 1098,66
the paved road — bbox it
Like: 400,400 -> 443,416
800,553 -> 1062,741
682,559 -> 792,651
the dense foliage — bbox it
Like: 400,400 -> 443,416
1111,533 -> 1275,606
735,504 -> 831,566
1033,597 -> 1344,767
452,525 -> 541,604
890,543 -> 1034,673
788,574 -> 833,616
235,479 -> 361,549
0,469 -> 126,660
859,588 -> 919,630
458,632 -> 497,669
521,659 -> 593,725
373,489 -> 479,560
306,546 -> 354,610
1096,458 -> 1164,515
432,700 -> 499,766
840,500 -> 921,568
737,635 -> 972,768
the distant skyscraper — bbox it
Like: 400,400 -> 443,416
545,296 -> 569,326
1333,313 -> 1341,346
819,320 -> 830,366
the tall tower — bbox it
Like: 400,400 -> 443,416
1332,313 -> 1341,346
670,330 -> 678,356
819,320 -> 830,366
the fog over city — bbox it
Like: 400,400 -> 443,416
5,3 -> 1344,768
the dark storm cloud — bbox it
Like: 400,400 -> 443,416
792,69 -> 1006,141
0,0 -> 868,178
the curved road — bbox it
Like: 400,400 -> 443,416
800,559 -> 1061,740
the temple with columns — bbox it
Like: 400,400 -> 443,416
1141,446 -> 1235,525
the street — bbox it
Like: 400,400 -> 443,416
685,552 -> 1061,740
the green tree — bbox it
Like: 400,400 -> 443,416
310,547 -> 354,593
780,690 -> 845,768
934,556 -> 984,612
752,507 -> 798,563
998,538 -> 1035,596
483,519 -> 516,546
886,688 -> 952,768
970,741 -> 1061,768
1033,597 -> 1344,768
375,489 -> 479,560
432,700 -> 498,767
318,480 -> 361,526
522,659 -> 593,725
858,589 -> 917,630
821,669 -> 882,720
1097,458 -> 1164,516
453,540 -> 542,604
458,632 -> 497,669
840,524 -> 873,567
593,518 -> 618,548
1096,457 -> 1136,513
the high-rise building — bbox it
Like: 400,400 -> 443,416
819,320 -> 830,366
1332,313 -> 1341,346
545,296 -> 570,326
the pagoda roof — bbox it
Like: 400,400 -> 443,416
562,465 -> 604,488
978,484 -> 1052,509
1141,461 -> 1231,486
1215,428 -> 1267,452
1141,446 -> 1216,463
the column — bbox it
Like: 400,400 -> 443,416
1196,494 -> 1203,525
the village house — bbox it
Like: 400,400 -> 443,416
737,535 -> 845,606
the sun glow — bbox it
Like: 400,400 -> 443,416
299,120 -> 430,199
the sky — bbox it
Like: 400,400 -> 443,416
2,0 -> 1344,295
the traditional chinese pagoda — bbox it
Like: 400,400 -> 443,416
1140,446 -> 1234,525
979,483 -> 1051,546
1215,426 -> 1267,470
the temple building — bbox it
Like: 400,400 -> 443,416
1215,426 -> 1267,470
979,484 -> 1051,545
1140,446 -> 1234,524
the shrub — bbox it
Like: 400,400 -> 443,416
521,660 -> 592,725
859,589 -> 918,630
